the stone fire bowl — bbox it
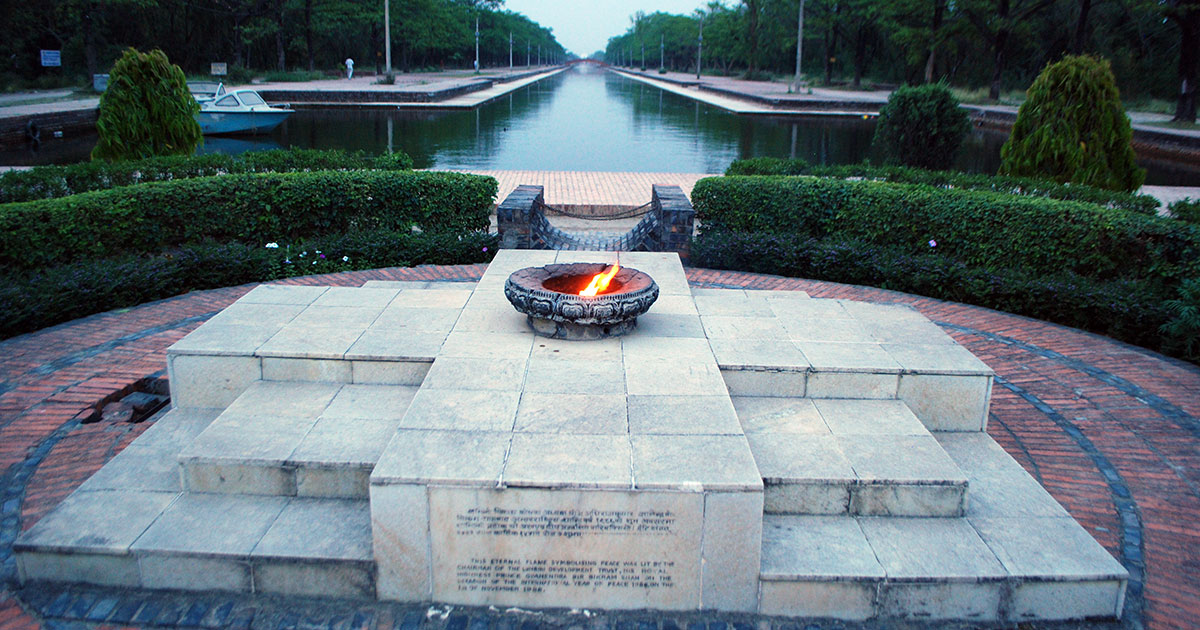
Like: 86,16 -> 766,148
504,263 -> 660,340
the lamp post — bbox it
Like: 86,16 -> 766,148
509,32 -> 513,69
660,34 -> 664,72
527,42 -> 530,66
474,16 -> 480,73
384,0 -> 391,73
537,44 -> 541,66
696,14 -> 704,80
791,0 -> 805,92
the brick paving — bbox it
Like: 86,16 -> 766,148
1,262 -> 1198,630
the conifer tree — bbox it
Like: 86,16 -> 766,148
92,48 -> 202,162
1000,55 -> 1144,192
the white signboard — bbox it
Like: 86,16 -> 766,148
40,50 -> 61,67
211,62 -> 227,76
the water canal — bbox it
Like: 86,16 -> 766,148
3,65 -> 1197,184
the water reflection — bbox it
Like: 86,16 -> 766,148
1,66 -> 1195,185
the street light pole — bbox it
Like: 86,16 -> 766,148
537,44 -> 541,66
384,0 -> 391,73
527,42 -> 530,66
791,0 -> 805,92
696,15 -> 704,80
660,34 -> 664,72
474,16 -> 480,73
509,32 -> 513,69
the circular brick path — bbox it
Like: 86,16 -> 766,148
1,264 -> 1197,630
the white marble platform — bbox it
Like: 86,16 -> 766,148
15,250 -> 1126,622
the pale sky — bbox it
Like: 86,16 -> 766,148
503,0 -> 712,57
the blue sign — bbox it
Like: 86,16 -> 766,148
40,50 -> 61,67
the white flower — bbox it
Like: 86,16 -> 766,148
342,256 -> 350,262
928,239 -> 938,248
265,242 -> 279,249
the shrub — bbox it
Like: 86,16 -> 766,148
721,158 -> 1159,214
0,230 -> 497,340
1000,55 -> 1145,192
692,231 -> 1177,358
92,48 -> 202,161
873,83 -> 970,170
1160,278 -> 1200,362
1170,198 -> 1200,224
0,149 -> 413,204
0,170 -> 496,271
690,176 -> 1200,283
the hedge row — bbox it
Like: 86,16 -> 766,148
692,230 -> 1182,359
0,229 -> 497,340
723,158 -> 1160,214
0,149 -> 414,204
0,170 -> 497,271
1171,198 -> 1200,224
691,176 -> 1199,283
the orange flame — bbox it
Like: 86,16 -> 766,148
579,262 -> 620,296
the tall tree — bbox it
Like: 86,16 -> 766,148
1165,0 -> 1199,122
962,0 -> 1059,99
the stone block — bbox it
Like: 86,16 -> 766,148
515,393 -> 628,434
223,381 -> 341,418
262,357 -> 352,384
131,493 -> 288,556
440,332 -> 534,359
76,450 -> 182,493
693,293 -> 773,317
530,336 -> 623,362
746,434 -> 854,514
936,433 -> 1070,518
256,324 -> 367,360
632,313 -> 706,338
168,354 -> 260,409
813,399 -> 928,436
320,384 -> 419,421
346,330 -> 446,361
701,492 -> 763,612
732,397 -> 828,435
621,336 -> 713,363
758,515 -> 883,618
719,368 -> 806,398
205,302 -> 307,328
767,298 -> 849,319
372,430 -> 509,486
898,374 -> 992,431
882,343 -> 993,375
838,435 -> 967,517
860,517 -> 1007,620
253,560 -> 374,599
139,554 -> 251,592
16,490 -> 178,555
648,295 -> 699,316
625,361 -> 727,397
351,360 -> 431,385
627,395 -> 742,435
758,580 -> 877,620
370,484 -> 431,601
182,461 -> 294,496
392,288 -> 474,309
311,286 -> 400,308
422,357 -> 527,391
707,339 -> 809,371
253,498 -> 373,561
295,467 -> 371,499
17,551 -> 140,587
452,308 -> 531,334
395,388 -> 520,431
700,316 -> 788,340
969,516 -> 1127,620
806,372 -> 898,399
426,486 -> 703,610
504,433 -> 632,489
289,305 -> 384,329
796,342 -> 901,373
372,307 -> 462,332
168,324 -> 279,356
124,407 -> 219,453
778,317 -> 870,343
237,285 -> 328,305
632,435 -> 761,492
863,319 -> 957,346
526,359 -> 627,395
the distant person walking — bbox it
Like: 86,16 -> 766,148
345,58 -> 354,79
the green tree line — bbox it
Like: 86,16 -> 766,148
603,0 -> 1198,122
2,0 -> 568,82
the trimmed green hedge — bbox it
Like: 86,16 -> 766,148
692,175 -> 1199,283
692,231 -> 1177,357
1171,198 -> 1200,224
0,170 -> 496,271
0,149 -> 414,204
723,158 -> 1159,214
0,230 -> 496,339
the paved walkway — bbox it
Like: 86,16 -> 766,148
0,260 -> 1198,630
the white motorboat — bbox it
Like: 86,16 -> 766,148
189,83 -> 292,135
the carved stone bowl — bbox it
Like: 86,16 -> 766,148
504,263 -> 659,340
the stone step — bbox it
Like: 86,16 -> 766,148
735,398 -> 968,517
15,408 -> 376,599
178,381 -> 419,499
757,433 -> 1128,622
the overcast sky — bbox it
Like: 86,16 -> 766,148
503,0 -> 710,57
